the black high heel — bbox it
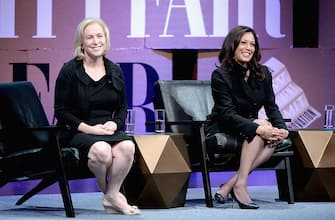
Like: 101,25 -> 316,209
230,190 -> 259,209
214,183 -> 227,204
214,192 -> 226,204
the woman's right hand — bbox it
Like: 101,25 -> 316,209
256,125 -> 278,141
90,124 -> 115,135
254,119 -> 288,147
78,122 -> 114,135
257,125 -> 288,147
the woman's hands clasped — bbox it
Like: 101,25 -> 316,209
79,121 -> 117,135
256,125 -> 289,147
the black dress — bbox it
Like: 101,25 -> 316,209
68,75 -> 131,156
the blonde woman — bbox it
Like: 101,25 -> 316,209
54,18 -> 140,215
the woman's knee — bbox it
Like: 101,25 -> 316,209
88,141 -> 112,163
113,140 -> 135,158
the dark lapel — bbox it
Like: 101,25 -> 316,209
218,66 -> 257,104
241,78 -> 257,104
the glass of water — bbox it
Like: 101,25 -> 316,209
154,109 -> 166,133
324,105 -> 335,128
324,104 -> 334,129
125,109 -> 135,134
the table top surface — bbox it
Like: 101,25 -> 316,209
290,128 -> 335,132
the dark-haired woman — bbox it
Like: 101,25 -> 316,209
207,26 -> 289,209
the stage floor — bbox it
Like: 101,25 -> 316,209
1,185 -> 335,220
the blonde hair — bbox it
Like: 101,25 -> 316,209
74,18 -> 111,60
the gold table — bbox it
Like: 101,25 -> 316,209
124,133 -> 191,208
291,130 -> 335,201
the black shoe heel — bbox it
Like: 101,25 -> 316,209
230,190 -> 259,209
214,192 -> 226,204
214,183 -> 228,204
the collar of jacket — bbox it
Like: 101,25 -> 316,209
230,60 -> 258,104
73,57 -> 123,92
232,60 -> 249,78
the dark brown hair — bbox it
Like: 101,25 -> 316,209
218,25 -> 264,79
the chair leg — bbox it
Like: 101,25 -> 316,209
199,124 -> 213,207
16,176 -> 56,205
285,156 -> 295,204
51,130 -> 75,217
57,171 -> 74,217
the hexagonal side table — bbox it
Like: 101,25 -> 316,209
293,130 -> 335,168
291,130 -> 335,201
124,133 -> 191,208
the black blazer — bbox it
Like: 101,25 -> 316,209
54,57 -> 128,133
208,63 -> 287,142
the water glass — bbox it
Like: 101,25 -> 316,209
125,109 -> 135,134
324,104 -> 334,129
154,109 -> 166,133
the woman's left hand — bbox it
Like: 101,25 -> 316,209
102,121 -> 117,133
272,128 -> 288,141
271,128 -> 289,143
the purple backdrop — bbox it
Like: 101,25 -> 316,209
0,0 -> 335,195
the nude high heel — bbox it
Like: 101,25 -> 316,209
103,204 -> 140,215
102,196 -> 141,215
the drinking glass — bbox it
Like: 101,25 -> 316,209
324,104 -> 334,129
125,109 -> 135,134
154,109 -> 166,133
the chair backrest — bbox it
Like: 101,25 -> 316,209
153,80 -> 213,134
153,80 -> 214,166
0,81 -> 50,155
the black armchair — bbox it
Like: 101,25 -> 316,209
0,81 -> 92,217
153,80 -> 294,207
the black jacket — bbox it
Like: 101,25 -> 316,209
54,57 -> 127,133
208,62 -> 287,142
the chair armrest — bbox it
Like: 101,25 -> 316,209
167,120 -> 209,126
146,118 -> 290,126
274,138 -> 293,153
145,120 -> 210,127
0,125 -> 65,154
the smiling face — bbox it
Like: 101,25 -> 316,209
234,32 -> 255,67
82,22 -> 107,60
